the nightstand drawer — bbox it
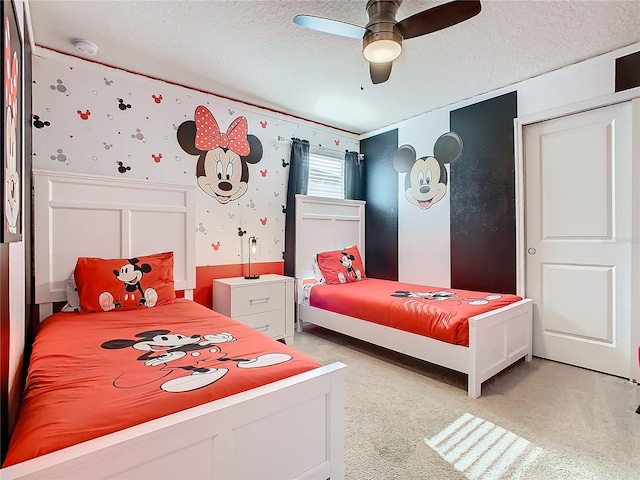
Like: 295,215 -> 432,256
213,274 -> 294,344
237,310 -> 286,339
231,283 -> 285,316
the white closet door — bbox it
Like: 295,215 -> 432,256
524,101 -> 633,378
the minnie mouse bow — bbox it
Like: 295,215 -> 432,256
194,105 -> 250,156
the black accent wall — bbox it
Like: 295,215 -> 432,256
615,51 -> 640,92
361,130 -> 399,280
450,91 -> 518,294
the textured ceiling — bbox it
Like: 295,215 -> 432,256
27,0 -> 640,134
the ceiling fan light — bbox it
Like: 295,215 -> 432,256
363,39 -> 401,63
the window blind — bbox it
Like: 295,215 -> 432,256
306,152 -> 345,199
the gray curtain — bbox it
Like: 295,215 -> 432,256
344,150 -> 364,200
284,138 -> 310,277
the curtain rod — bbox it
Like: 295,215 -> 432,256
277,135 -> 364,160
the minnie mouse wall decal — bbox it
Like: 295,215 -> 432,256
177,106 -> 263,204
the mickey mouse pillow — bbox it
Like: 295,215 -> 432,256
316,245 -> 366,285
74,251 -> 176,313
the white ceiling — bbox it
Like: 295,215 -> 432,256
27,0 -> 640,135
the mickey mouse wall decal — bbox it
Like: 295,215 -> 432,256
177,106 -> 263,204
393,131 -> 463,210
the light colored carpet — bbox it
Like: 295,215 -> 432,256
292,325 -> 640,480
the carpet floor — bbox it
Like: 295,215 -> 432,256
292,325 -> 640,480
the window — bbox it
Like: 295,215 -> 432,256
307,152 -> 345,199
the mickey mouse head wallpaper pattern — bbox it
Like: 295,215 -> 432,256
177,106 -> 263,204
393,132 -> 463,210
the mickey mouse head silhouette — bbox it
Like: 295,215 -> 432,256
117,161 -> 131,173
32,115 -> 51,129
177,106 -> 263,204
117,98 -> 132,110
393,132 -> 463,210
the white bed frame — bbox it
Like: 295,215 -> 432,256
1,171 -> 346,480
294,194 -> 532,398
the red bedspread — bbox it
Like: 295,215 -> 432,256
309,278 -> 522,347
3,299 -> 321,467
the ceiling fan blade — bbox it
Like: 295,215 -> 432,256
370,61 -> 393,84
396,0 -> 482,40
293,15 -> 366,40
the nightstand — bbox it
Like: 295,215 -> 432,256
213,274 -> 295,344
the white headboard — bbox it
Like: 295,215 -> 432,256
294,194 -> 366,280
33,170 -> 196,316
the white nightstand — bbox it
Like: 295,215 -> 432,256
213,274 -> 295,344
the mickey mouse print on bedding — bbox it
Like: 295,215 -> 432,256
315,245 -> 367,285
308,278 -> 522,346
2,299 -> 321,467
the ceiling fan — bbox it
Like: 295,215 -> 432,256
293,0 -> 481,84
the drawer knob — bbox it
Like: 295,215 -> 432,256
255,324 -> 270,331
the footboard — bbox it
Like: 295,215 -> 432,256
299,297 -> 533,398
467,298 -> 533,398
1,362 -> 347,480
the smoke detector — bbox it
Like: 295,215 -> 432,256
72,38 -> 98,56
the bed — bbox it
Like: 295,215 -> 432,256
0,171 -> 346,480
294,194 -> 533,398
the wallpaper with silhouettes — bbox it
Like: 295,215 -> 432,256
31,54 -> 358,268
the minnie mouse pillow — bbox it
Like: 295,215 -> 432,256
316,245 -> 366,285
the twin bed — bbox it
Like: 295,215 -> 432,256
1,171 -> 346,480
294,195 -> 533,399
1,173 -> 532,478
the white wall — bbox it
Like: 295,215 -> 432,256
31,50 -> 359,269
397,108 -> 451,287
364,41 -> 640,381
365,41 -> 640,287
8,242 -> 24,430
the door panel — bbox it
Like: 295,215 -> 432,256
540,124 -> 612,239
524,102 -> 632,378
542,264 -> 612,342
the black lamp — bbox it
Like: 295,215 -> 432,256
245,236 -> 260,280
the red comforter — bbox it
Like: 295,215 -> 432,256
309,278 -> 522,347
3,299 -> 321,467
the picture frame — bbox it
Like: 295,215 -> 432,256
2,0 -> 23,243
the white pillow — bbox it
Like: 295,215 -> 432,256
61,272 -> 81,312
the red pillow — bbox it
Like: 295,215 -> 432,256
316,245 -> 366,285
74,252 -> 176,313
